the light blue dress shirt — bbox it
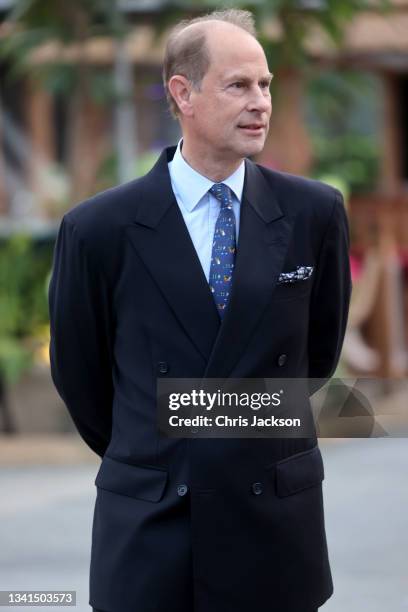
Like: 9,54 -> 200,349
168,139 -> 245,282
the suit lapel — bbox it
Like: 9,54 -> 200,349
125,147 -> 221,362
125,147 -> 293,375
203,159 -> 294,378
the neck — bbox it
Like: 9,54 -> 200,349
180,139 -> 243,183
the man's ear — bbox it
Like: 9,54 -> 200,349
168,75 -> 194,117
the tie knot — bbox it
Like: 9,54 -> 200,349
209,183 -> 233,209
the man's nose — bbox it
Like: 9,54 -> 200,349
247,87 -> 271,114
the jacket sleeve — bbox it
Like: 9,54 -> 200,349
308,189 -> 352,395
48,215 -> 114,457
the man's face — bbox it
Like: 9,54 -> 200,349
188,25 -> 272,161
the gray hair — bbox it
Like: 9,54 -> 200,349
162,9 -> 257,118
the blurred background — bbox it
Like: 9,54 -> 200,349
0,1 -> 407,611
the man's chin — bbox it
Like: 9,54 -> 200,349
238,139 -> 266,158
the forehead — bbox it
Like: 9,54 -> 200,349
204,25 -> 269,78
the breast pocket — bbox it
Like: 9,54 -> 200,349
273,277 -> 313,301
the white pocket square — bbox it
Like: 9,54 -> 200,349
277,266 -> 314,284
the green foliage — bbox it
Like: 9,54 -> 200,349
306,70 -> 382,193
311,133 -> 380,194
0,234 -> 53,384
0,336 -> 32,386
5,0 -> 126,39
0,0 -> 127,95
256,0 -> 390,72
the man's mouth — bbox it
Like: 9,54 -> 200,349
238,124 -> 265,133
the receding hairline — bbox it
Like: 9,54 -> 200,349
171,19 -> 265,83
177,18 -> 255,36
173,18 -> 259,54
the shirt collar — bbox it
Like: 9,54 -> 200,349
169,138 -> 245,212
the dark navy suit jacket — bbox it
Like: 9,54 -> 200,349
49,145 -> 352,612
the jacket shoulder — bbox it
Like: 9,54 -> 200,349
63,176 -> 146,238
59,176 -> 150,283
256,162 -> 343,223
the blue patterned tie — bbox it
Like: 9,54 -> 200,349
209,183 -> 236,318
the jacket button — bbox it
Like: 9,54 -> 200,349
277,354 -> 287,367
158,361 -> 169,374
177,484 -> 189,497
252,482 -> 263,495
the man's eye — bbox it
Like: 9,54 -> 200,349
231,82 -> 245,89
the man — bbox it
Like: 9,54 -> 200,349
49,9 -> 351,612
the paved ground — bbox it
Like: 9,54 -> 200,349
0,438 -> 407,611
